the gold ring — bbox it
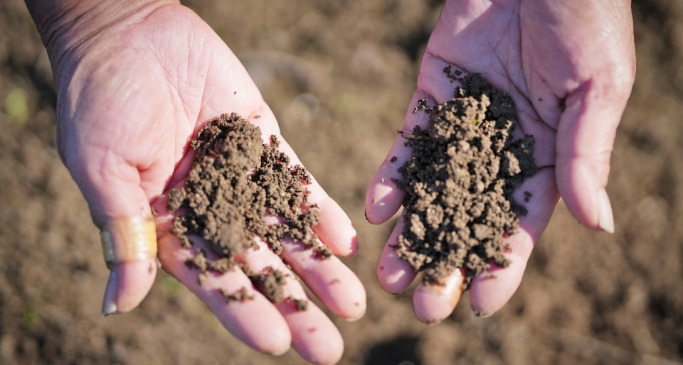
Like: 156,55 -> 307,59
100,216 -> 157,264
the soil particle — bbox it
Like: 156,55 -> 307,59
394,72 -> 537,287
168,113 -> 329,303
443,65 -> 463,82
524,191 -> 532,202
250,267 -> 286,304
313,246 -> 333,259
198,273 -> 207,287
287,296 -> 309,311
221,287 -> 255,303
186,250 -> 209,271
413,98 -> 434,114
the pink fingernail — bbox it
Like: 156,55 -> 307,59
597,188 -> 614,233
102,270 -> 119,316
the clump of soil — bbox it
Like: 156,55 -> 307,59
251,267 -> 287,304
288,296 -> 309,311
168,113 -> 327,309
395,70 -> 537,286
221,287 -> 255,303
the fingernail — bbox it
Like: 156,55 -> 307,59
413,270 -> 465,324
346,310 -> 366,322
597,188 -> 614,233
423,269 -> 465,308
272,345 -> 291,357
424,318 -> 443,326
102,270 -> 119,316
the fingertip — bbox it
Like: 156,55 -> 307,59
287,305 -> 344,365
279,238 -> 366,320
597,187 -> 615,233
376,217 -> 416,293
346,235 -> 359,258
376,244 -> 416,294
365,164 -> 405,224
104,258 -> 157,314
345,298 -> 367,322
338,275 -> 367,321
259,328 -> 292,356
308,343 -> 343,365
468,261 -> 525,317
313,199 -> 358,257
298,339 -> 343,365
299,339 -> 343,365
413,289 -> 452,325
556,161 -> 601,230
413,271 -> 464,325
237,314 -> 290,355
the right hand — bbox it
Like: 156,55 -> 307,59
28,1 -> 365,363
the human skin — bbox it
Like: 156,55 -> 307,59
25,1 -> 365,364
366,0 -> 635,323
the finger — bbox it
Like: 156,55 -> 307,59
555,75 -> 633,233
279,236 -> 366,321
469,167 -> 559,316
376,215 -> 417,293
156,233 -> 292,355
99,216 -> 159,315
364,94 -> 428,224
275,138 -> 359,257
153,185 -> 353,357
364,58 -> 465,224
61,145 -> 158,315
413,269 -> 465,325
239,239 -> 343,365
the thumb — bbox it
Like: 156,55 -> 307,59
64,147 -> 158,315
555,77 -> 633,233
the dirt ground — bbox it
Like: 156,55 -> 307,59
0,0 -> 682,364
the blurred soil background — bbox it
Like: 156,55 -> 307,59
1,0 -> 682,364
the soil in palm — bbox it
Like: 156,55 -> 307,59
167,113 -> 330,306
395,70 -> 537,286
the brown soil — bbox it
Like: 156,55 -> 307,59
221,287 -> 255,303
396,72 -> 537,285
168,113 -> 328,306
2,1 -> 683,364
250,267 -> 287,304
288,296 -> 309,311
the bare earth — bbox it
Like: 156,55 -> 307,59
0,0 -> 682,364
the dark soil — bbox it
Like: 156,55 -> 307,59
251,267 -> 287,304
221,287 -> 255,303
288,296 -> 309,311
395,72 -> 537,285
168,113 -> 327,307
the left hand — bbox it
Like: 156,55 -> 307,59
365,0 -> 635,323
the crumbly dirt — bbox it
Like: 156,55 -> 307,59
220,287 -> 255,303
250,267 -> 287,304
167,113 -> 327,306
395,71 -> 537,285
287,296 -> 309,311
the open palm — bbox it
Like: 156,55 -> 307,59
52,3 -> 363,364
365,0 -> 635,322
